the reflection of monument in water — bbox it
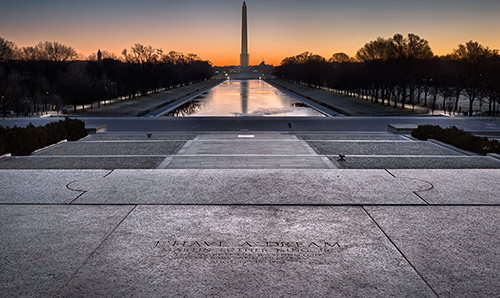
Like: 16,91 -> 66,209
241,80 -> 248,114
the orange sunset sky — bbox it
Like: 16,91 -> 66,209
1,0 -> 499,65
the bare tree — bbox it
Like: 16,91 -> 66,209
328,53 -> 352,63
160,51 -> 187,64
41,42 -> 78,61
122,44 -> 158,64
281,52 -> 325,64
21,46 -> 42,60
451,41 -> 495,116
21,41 -> 77,61
390,33 -> 434,108
356,38 -> 394,62
186,53 -> 201,63
0,37 -> 18,61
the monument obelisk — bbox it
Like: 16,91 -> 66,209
240,1 -> 249,70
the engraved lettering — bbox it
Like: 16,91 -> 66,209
324,242 -> 341,248
308,242 -> 320,248
172,241 -> 186,247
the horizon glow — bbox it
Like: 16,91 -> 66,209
1,0 -> 499,66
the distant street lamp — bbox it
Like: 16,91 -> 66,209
1,95 -> 5,120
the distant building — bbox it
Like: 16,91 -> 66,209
97,49 -> 102,63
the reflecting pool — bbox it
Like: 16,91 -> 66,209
164,80 -> 325,117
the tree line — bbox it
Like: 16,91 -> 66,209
274,34 -> 500,116
0,38 -> 213,116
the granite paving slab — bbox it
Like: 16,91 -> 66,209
298,134 -> 405,140
178,140 -> 313,155
165,156 -> 331,169
390,169 -> 500,204
69,169 -> 428,204
83,134 -> 195,141
57,206 -> 435,297
331,156 -> 500,169
196,133 -> 297,140
0,205 -> 134,298
365,206 -> 500,298
308,141 -> 461,155
0,156 -> 166,169
34,141 -> 186,156
0,169 -> 109,203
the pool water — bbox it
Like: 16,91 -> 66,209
164,80 -> 325,117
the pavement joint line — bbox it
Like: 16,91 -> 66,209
5,154 -> 496,158
51,205 -> 138,298
384,169 -> 396,178
361,206 -> 441,298
384,169 -> 435,193
65,170 -> 115,194
2,203 -> 500,207
68,191 -> 87,205
103,169 -> 115,178
413,191 -> 430,205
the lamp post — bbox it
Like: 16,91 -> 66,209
1,95 -> 5,120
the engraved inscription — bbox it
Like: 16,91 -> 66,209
153,240 -> 342,265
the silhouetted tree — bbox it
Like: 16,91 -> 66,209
21,41 -> 77,61
451,41 -> 496,116
328,53 -> 353,63
356,38 -> 394,61
0,37 -> 18,62
122,44 -> 159,64
0,37 -> 213,116
390,33 -> 434,108
482,54 -> 500,115
275,33 -> 498,116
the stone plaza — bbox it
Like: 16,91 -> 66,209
1,61 -> 500,298
1,120 -> 500,297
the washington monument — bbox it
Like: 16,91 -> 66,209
240,1 -> 249,69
